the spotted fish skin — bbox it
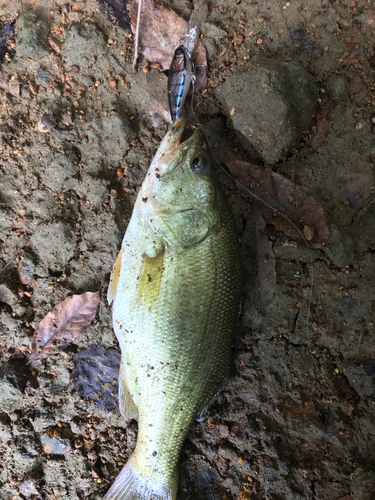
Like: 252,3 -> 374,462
106,119 -> 241,500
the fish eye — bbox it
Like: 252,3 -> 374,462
191,156 -> 209,174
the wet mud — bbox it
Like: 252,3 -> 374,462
0,0 -> 375,499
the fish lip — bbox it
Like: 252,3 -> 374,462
149,118 -> 199,178
159,118 -> 188,157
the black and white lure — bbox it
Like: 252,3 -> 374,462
167,45 -> 194,122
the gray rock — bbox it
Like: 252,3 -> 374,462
84,110 -> 132,163
64,23 -> 106,70
41,154 -> 77,193
19,479 -> 39,498
41,435 -> 70,454
0,285 -> 17,307
322,224 -> 355,267
16,12 -> 49,60
351,467 -> 375,500
30,221 -> 75,273
73,174 -> 108,203
215,56 -> 318,164
0,378 -> 23,413
36,68 -> 51,87
325,74 -> 349,103
345,363 -> 375,398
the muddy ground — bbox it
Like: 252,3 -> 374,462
0,0 -> 375,499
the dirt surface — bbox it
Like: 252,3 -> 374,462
1,1 -> 375,499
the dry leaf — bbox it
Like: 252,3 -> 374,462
97,0 -> 131,31
72,344 -> 120,412
30,291 -> 100,362
127,0 -> 207,90
227,160 -> 330,249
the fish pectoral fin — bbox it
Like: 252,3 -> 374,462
107,248 -> 123,305
119,368 -> 139,421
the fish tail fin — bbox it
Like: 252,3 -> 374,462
104,456 -> 177,500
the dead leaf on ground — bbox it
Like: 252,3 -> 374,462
97,0 -> 131,31
30,291 -> 100,362
127,0 -> 207,90
226,160 -> 330,249
283,400 -> 315,418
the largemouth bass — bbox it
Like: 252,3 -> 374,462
105,118 -> 241,500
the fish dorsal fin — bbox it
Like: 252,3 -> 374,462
107,248 -> 123,305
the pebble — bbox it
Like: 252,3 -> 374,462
19,480 -> 39,498
0,285 -> 17,307
41,435 -> 70,454
37,114 -> 55,133
8,75 -> 20,96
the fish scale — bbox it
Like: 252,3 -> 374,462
106,119 -> 241,500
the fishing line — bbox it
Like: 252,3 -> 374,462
189,77 -> 334,396
133,0 -> 143,69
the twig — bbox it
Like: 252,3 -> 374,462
0,255 -> 17,274
133,0 -> 143,69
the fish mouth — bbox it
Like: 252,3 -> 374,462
159,118 -> 196,156
141,119 -> 203,218
147,118 -> 199,176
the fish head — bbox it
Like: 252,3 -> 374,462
141,119 -> 224,249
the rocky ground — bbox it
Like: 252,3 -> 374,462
0,0 -> 375,499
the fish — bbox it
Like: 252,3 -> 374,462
105,118 -> 241,500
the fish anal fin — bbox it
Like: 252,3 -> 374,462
119,367 -> 138,421
108,248 -> 123,305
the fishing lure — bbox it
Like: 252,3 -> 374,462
167,45 -> 193,122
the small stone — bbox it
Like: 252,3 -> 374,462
18,256 -> 36,285
37,114 -> 55,133
0,378 -> 23,413
66,64 -> 80,73
256,38 -> 263,44
109,79 -> 116,87
62,113 -> 72,126
8,75 -> 20,96
36,68 -> 51,86
0,285 -> 17,307
48,37 -> 61,53
322,224 -> 354,267
19,480 -> 39,498
233,33 -> 244,45
41,435 -> 70,454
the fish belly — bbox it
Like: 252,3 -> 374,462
108,208 -> 240,499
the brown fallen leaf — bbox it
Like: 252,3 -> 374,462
226,160 -> 330,249
127,0 -> 207,90
98,0 -> 131,30
30,291 -> 100,362
283,400 -> 315,418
